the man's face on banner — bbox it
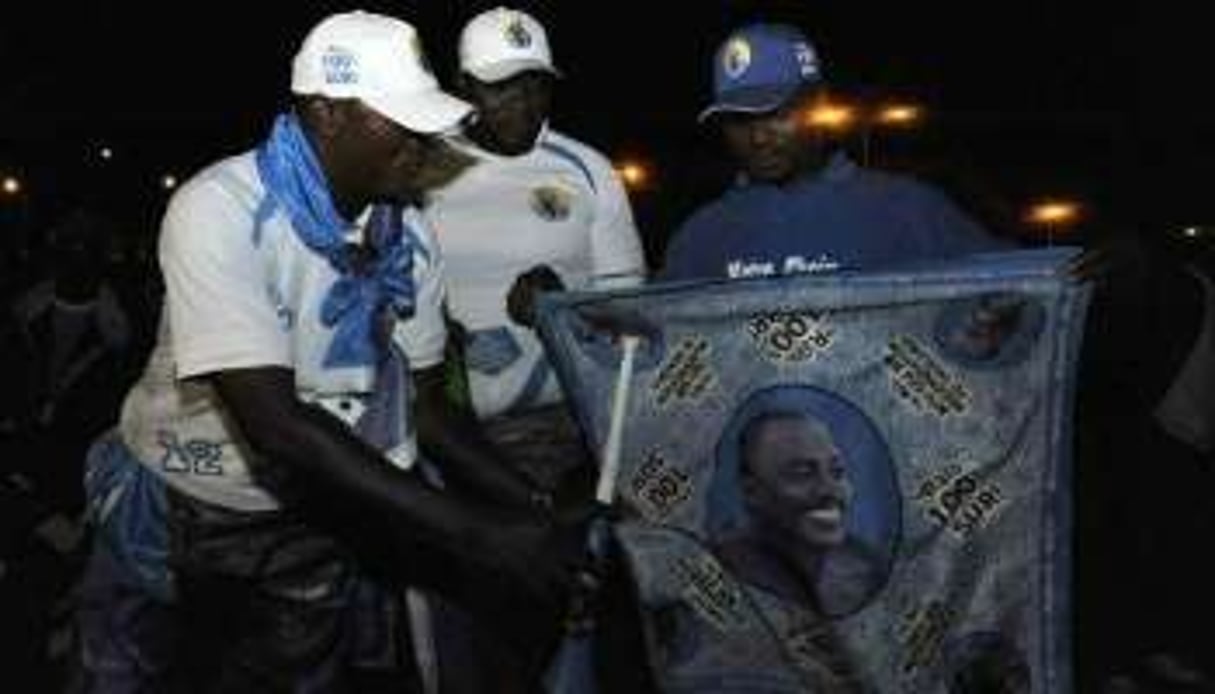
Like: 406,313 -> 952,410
742,414 -> 853,549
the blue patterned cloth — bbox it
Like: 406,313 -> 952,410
537,248 -> 1090,693
83,430 -> 173,602
256,113 -> 420,368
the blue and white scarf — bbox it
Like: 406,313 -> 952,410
256,113 -> 423,369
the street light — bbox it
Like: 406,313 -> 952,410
615,159 -> 652,192
1026,199 -> 1082,246
804,98 -> 926,165
2,175 -> 21,197
875,104 -> 923,127
804,102 -> 856,132
161,174 -> 178,191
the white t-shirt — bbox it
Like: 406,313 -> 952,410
424,129 -> 645,418
119,151 -> 447,512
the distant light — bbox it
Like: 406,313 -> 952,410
616,160 -> 651,191
161,174 -> 178,190
805,102 -> 856,131
1182,226 -> 1202,238
875,104 -> 923,126
1027,200 -> 1081,226
2,176 -> 21,196
99,146 -> 114,161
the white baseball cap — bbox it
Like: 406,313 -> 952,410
291,11 -> 473,134
458,7 -> 561,82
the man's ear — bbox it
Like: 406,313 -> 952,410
300,96 -> 347,138
453,72 -> 474,99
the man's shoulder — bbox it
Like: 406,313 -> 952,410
677,188 -> 753,238
661,196 -> 746,279
538,130 -> 617,181
847,166 -> 954,207
160,150 -> 269,254
541,129 -> 608,162
170,150 -> 263,216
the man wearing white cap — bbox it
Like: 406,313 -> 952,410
76,11 -> 574,691
424,7 -> 646,494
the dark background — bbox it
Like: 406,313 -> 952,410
0,0 -> 1199,263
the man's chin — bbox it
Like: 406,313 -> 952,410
745,163 -> 795,184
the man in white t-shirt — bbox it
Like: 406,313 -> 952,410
77,12 -> 576,692
424,6 -> 646,492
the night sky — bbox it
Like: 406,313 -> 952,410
0,1 -> 1197,254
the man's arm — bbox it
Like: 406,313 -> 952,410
411,363 -> 552,511
208,365 -> 563,595
588,153 -> 647,289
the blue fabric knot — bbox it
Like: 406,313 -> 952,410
256,113 -> 421,368
319,208 -> 418,368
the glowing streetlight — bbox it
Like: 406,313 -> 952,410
875,104 -> 923,127
1027,201 -> 1080,226
2,176 -> 21,196
1026,199 -> 1082,245
99,146 -> 114,161
804,102 -> 856,131
161,174 -> 178,190
615,160 -> 651,191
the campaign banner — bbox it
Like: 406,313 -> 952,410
536,248 -> 1089,693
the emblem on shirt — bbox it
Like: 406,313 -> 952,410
530,185 -> 572,221
505,15 -> 532,49
722,38 -> 752,79
322,47 -> 359,85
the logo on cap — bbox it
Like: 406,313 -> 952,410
505,16 -> 533,49
322,47 -> 358,85
793,41 -> 818,78
722,38 -> 752,80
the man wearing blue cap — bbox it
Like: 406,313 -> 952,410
661,23 -> 1007,281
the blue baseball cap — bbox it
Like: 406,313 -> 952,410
698,23 -> 824,123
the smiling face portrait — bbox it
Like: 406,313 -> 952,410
707,389 -> 898,618
740,412 -> 853,552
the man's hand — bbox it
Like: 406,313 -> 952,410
465,508 -> 595,663
480,512 -> 584,599
574,305 -> 658,343
507,265 -> 565,328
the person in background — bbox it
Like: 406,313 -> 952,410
424,6 -> 646,496
0,208 -> 137,691
660,22 -> 1007,282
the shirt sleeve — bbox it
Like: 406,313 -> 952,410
159,179 -> 291,380
393,213 -> 447,370
589,161 -> 647,289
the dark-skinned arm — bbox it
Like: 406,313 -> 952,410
207,365 -> 565,597
412,363 -> 551,511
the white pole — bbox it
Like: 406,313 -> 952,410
595,335 -> 641,505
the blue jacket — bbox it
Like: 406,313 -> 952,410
661,153 -> 1007,281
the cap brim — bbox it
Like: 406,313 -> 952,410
465,59 -> 561,83
370,88 -> 474,135
696,82 -> 814,123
